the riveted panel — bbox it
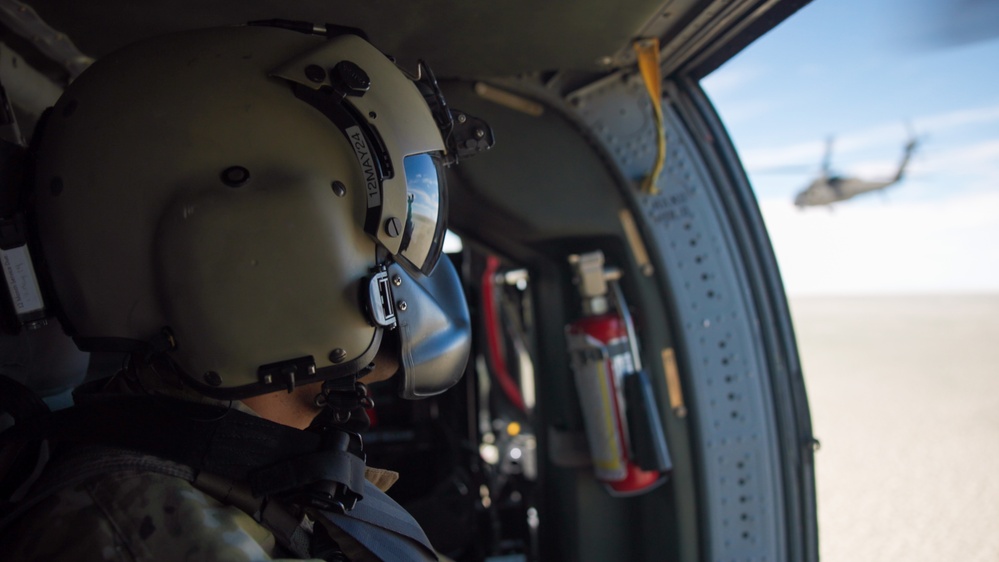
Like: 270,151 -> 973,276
569,73 -> 787,561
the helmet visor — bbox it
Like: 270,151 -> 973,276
398,152 -> 447,275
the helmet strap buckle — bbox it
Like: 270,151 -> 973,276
366,268 -> 397,329
263,428 -> 367,514
313,377 -> 374,424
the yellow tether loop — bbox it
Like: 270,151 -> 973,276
633,38 -> 666,195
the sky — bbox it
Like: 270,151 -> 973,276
701,0 -> 999,296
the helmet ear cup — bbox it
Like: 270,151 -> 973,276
154,167 -> 377,393
388,257 -> 470,399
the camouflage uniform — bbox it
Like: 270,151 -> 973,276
0,367 -> 408,561
1,465 -> 313,561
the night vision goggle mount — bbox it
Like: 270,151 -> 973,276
250,19 -> 495,166
412,60 -> 494,166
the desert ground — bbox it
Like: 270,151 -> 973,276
790,294 -> 999,561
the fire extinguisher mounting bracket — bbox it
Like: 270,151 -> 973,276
568,251 -> 622,317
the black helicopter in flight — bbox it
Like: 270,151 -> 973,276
794,133 -> 920,208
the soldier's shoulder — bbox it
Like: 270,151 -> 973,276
1,469 -> 283,561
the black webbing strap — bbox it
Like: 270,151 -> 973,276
320,482 -> 437,561
4,396 -> 367,499
0,396 -> 438,560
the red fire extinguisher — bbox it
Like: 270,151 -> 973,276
565,251 -> 671,496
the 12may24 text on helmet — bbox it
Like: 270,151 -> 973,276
26,24 -> 486,400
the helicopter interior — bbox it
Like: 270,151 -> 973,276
0,1 -> 817,561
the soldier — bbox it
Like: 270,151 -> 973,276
0,20 -> 487,561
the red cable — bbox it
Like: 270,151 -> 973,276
481,255 -> 526,412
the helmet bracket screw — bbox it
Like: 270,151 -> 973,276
305,64 -> 327,83
397,301 -> 408,312
331,61 -> 370,97
392,275 -> 403,286
329,348 -> 347,363
204,371 -> 222,386
221,166 -> 250,188
385,217 -> 403,238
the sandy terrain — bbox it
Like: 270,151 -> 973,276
790,295 -> 999,562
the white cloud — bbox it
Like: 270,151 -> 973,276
760,191 -> 999,295
702,64 -> 776,125
921,139 -> 999,174
742,139 -> 828,172
714,98 -> 777,125
913,104 -> 999,131
741,104 -> 999,174
701,64 -> 766,98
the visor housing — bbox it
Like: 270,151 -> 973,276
387,257 -> 470,399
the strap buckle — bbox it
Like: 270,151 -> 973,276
281,430 -> 367,513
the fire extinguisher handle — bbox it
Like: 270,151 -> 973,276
608,279 -> 642,371
623,369 -> 673,473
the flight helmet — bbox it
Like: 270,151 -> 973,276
29,23 -> 485,399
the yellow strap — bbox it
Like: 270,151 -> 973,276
661,348 -> 687,417
633,38 -> 666,195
